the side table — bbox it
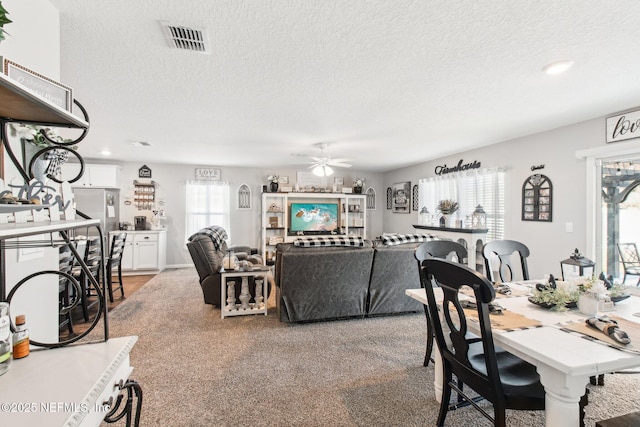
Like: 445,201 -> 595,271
220,267 -> 271,319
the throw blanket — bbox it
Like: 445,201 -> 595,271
293,236 -> 365,248
188,225 -> 228,250
378,233 -> 438,246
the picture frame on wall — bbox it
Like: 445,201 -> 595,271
392,181 -> 411,213
1,57 -> 73,111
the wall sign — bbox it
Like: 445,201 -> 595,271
195,168 -> 221,181
606,109 -> 640,143
139,165 -> 152,178
1,57 -> 73,111
434,159 -> 481,175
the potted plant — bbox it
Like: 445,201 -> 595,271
267,175 -> 279,192
11,124 -> 77,182
0,2 -> 11,43
353,178 -> 365,194
437,199 -> 459,227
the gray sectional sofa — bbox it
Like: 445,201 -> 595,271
275,238 -> 427,322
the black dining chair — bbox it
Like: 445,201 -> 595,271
419,258 -> 588,427
482,239 -> 530,283
106,232 -> 127,302
414,240 -> 468,366
73,237 -> 103,321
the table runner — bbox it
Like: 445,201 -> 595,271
461,307 -> 542,331
558,315 -> 640,354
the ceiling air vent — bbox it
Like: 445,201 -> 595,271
160,21 -> 210,54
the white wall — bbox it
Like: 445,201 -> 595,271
383,116 -> 610,279
0,0 -> 61,342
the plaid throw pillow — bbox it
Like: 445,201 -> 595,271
378,233 -> 438,246
293,236 -> 365,248
188,225 -> 228,250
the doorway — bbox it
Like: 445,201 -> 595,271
600,157 -> 640,282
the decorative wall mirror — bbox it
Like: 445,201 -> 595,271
237,184 -> 251,210
365,187 -> 376,210
522,174 -> 552,222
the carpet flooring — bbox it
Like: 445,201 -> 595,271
103,268 -> 640,426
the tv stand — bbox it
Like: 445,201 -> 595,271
261,192 -> 367,264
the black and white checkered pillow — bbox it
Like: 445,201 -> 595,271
293,236 -> 365,248
188,225 -> 228,250
378,233 -> 439,246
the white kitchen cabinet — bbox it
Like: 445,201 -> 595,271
62,163 -> 121,188
111,230 -> 167,274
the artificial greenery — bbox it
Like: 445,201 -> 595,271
437,199 -> 459,215
530,286 -> 579,312
609,282 -> 630,298
0,2 -> 11,43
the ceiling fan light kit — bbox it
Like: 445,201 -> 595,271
312,165 -> 334,176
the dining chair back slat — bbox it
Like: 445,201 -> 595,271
482,240 -> 530,283
415,240 -> 468,366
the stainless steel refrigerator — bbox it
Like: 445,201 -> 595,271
73,188 -> 120,234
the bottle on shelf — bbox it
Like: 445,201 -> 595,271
0,302 -> 11,375
12,315 -> 29,359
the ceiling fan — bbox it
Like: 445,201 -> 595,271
305,143 -> 352,176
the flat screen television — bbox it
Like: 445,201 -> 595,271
289,202 -> 339,233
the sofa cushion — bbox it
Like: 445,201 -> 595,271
378,233 -> 439,246
293,235 -> 365,248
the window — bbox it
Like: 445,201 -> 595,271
419,168 -> 505,240
185,181 -> 230,242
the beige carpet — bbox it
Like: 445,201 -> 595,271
103,268 -> 640,426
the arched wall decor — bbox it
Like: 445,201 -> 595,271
237,184 -> 251,210
366,187 -> 376,210
412,184 -> 419,211
386,187 -> 392,209
522,174 -> 552,221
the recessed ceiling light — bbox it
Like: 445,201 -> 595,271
100,150 -> 111,156
542,60 -> 574,75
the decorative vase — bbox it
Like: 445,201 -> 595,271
270,182 -> 279,193
353,186 -> 363,194
578,292 -> 599,316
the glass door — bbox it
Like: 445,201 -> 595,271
600,157 -> 640,282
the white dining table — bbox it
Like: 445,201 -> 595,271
406,283 -> 640,427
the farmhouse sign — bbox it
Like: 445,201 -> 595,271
606,109 -> 640,143
434,159 -> 481,175
139,165 -> 152,178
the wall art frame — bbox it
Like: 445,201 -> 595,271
522,174 -> 552,222
2,57 -> 73,111
392,181 -> 411,214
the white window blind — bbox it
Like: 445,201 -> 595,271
419,168 -> 505,241
185,181 -> 230,242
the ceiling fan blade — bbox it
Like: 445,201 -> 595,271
327,161 -> 352,168
329,158 -> 351,163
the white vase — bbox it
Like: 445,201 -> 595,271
578,292 -> 599,316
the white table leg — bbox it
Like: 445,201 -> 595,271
536,363 -> 588,427
254,277 -> 264,309
239,277 -> 251,309
225,280 -> 237,311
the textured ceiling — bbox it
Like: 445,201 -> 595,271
49,0 -> 640,172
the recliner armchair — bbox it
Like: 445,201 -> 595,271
187,225 -> 269,306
